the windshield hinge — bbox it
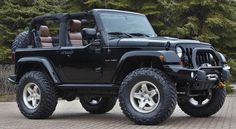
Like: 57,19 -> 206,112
165,41 -> 171,50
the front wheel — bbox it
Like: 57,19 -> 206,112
119,68 -> 177,125
80,96 -> 117,114
178,88 -> 226,117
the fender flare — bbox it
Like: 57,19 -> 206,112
16,57 -> 60,83
216,52 -> 227,64
112,50 -> 181,83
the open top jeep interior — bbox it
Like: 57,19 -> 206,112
29,12 -> 96,49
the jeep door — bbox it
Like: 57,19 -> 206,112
56,19 -> 103,83
57,43 -> 103,83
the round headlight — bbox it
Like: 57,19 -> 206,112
176,47 -> 183,58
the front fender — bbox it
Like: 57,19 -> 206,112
16,57 -> 60,83
112,50 -> 181,83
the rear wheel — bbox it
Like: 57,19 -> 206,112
178,88 -> 226,117
80,96 -> 117,114
119,68 -> 177,125
16,71 -> 58,119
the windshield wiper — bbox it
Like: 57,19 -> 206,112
128,33 -> 150,37
108,32 -> 133,38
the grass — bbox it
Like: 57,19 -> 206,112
0,64 -> 15,95
0,64 -> 16,102
226,83 -> 235,94
0,94 -> 15,102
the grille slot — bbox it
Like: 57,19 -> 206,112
185,48 -> 193,67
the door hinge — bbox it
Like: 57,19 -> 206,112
95,48 -> 101,54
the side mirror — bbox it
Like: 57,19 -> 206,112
81,28 -> 97,40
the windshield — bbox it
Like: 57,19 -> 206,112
99,11 -> 157,38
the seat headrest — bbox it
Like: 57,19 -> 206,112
70,20 -> 81,32
39,25 -> 50,37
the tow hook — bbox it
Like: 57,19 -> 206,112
217,81 -> 225,88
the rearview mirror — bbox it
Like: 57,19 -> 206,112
81,28 -> 97,40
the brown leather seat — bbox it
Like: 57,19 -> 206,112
39,25 -> 53,47
69,20 -> 83,46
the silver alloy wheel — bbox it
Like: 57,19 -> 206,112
23,82 -> 41,109
189,89 -> 212,107
130,81 -> 160,113
88,97 -> 102,105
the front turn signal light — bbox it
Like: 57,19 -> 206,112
159,55 -> 165,62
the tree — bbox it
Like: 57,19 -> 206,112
0,0 -> 67,46
1,0 -> 236,63
0,0 -> 67,62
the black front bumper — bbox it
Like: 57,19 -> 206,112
165,65 -> 230,89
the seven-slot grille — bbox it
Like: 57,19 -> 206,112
184,47 -> 219,68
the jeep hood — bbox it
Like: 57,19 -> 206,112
115,37 -> 211,48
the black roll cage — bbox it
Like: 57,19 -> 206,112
28,11 -> 93,47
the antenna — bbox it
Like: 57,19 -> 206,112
105,31 -> 111,53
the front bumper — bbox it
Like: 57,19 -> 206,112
165,65 -> 230,89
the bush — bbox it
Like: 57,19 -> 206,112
0,64 -> 15,95
228,60 -> 236,82
225,82 -> 234,94
0,46 -> 11,63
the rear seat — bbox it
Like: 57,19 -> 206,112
39,25 -> 53,48
69,20 -> 83,46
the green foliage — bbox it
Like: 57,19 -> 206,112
225,82 -> 234,94
0,46 -> 10,63
0,0 -> 236,82
0,0 -> 67,45
0,0 -> 67,62
228,60 -> 236,82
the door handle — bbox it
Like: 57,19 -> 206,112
95,67 -> 102,73
60,50 -> 74,55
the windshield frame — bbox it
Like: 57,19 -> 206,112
94,10 -> 157,43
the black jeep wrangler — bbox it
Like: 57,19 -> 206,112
9,9 -> 230,125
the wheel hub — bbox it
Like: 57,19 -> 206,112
144,94 -> 149,99
130,81 -> 160,113
23,82 -> 41,109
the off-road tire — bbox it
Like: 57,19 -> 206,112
12,31 -> 29,52
119,68 -> 177,125
16,71 -> 58,119
178,88 -> 226,117
80,97 -> 117,114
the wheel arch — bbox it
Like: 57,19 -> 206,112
15,57 -> 60,84
112,51 -> 180,84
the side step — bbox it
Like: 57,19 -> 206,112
57,84 -> 119,96
57,84 -> 116,88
